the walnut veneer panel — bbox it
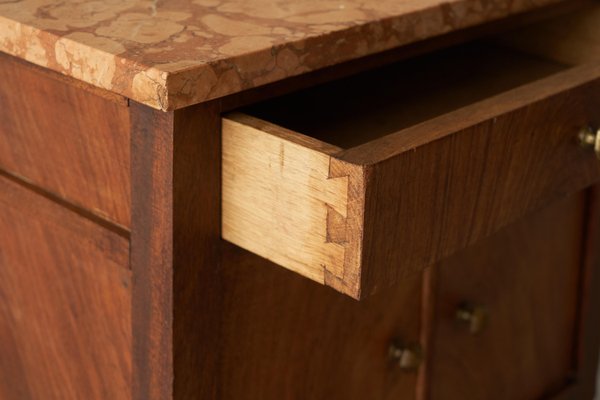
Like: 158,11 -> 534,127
0,0 -> 569,110
219,244 -> 424,400
431,194 -> 585,399
0,54 -> 131,228
0,174 -> 132,400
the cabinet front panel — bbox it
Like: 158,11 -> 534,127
219,246 -> 424,400
431,194 -> 585,400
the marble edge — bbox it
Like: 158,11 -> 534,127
0,1 -> 562,111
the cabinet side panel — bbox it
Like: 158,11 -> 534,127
0,175 -> 132,399
0,53 -> 131,228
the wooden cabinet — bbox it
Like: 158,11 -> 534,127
0,2 -> 600,400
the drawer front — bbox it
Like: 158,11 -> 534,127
430,194 -> 584,399
219,244 -> 424,400
356,69 -> 600,296
0,54 -> 130,228
0,174 -> 131,399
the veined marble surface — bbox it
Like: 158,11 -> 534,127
0,0 -> 562,110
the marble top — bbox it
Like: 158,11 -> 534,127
0,0 -> 561,110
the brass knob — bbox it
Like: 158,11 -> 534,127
455,302 -> 488,334
578,126 -> 600,159
388,339 -> 422,370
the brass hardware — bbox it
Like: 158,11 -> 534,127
455,302 -> 488,334
578,126 -> 600,159
388,339 -> 422,370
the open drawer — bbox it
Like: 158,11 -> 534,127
222,6 -> 600,299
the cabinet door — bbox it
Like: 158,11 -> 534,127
430,194 -> 585,399
0,175 -> 132,400
219,245 -> 424,400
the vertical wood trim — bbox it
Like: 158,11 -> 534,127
575,185 -> 600,398
131,103 -> 175,400
552,186 -> 600,400
130,101 -> 223,400
172,102 -> 223,399
417,266 -> 437,400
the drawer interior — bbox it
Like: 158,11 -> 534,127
240,6 -> 598,149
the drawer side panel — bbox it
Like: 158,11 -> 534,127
222,116 -> 350,285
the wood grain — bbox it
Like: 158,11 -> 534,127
172,102 -> 223,399
224,55 -> 600,298
354,66 -> 600,296
0,173 -> 132,399
553,186 -> 600,400
222,114 -> 356,284
0,53 -> 131,228
430,194 -> 585,400
132,101 -> 424,400
560,185 -> 600,399
0,4 -> 598,399
219,243 -> 423,400
130,103 -> 174,400
130,101 -> 224,400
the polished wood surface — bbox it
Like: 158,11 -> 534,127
171,104 -> 223,400
130,103 -> 174,400
219,244 -> 423,400
355,68 -> 600,297
0,173 -> 132,399
131,97 -> 424,400
1,5 -> 600,400
430,194 -> 585,399
0,53 -> 131,228
130,102 -> 224,400
559,185 -> 600,399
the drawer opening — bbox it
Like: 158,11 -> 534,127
241,44 -> 567,149
238,6 -> 598,149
